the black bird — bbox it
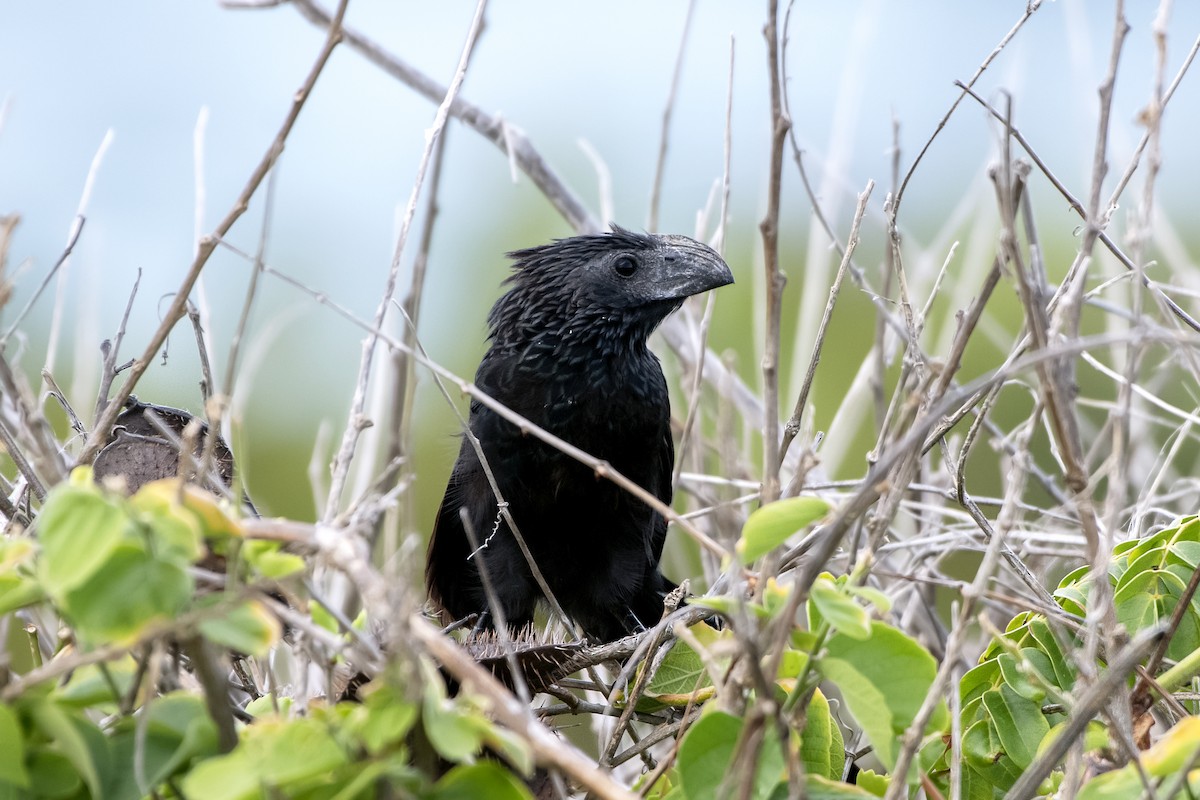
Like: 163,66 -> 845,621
426,226 -> 733,642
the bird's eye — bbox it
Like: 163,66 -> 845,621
614,255 -> 638,278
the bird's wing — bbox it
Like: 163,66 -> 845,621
648,423 -> 675,567
425,434 -> 477,618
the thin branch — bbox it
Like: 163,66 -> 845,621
0,216 -> 85,348
646,0 -> 697,232
95,270 -> 142,423
410,617 -> 637,800
954,81 -> 1200,334
758,0 -> 790,505
891,0 -> 1044,219
779,181 -> 873,465
323,0 -> 487,521
76,0 -> 351,466
288,0 -> 597,234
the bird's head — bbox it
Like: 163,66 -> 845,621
489,226 -> 734,348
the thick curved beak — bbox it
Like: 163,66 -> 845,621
653,235 -> 735,301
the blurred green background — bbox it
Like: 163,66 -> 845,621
3,1 -> 1199,558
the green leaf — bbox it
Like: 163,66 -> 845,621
60,542 -> 192,644
106,694 -> 220,798
845,584 -> 892,614
798,688 -> 843,781
127,492 -> 205,565
37,482 -> 129,598
26,750 -> 82,798
198,599 -> 282,657
180,717 -> 347,800
959,659 -> 1001,715
243,540 -> 307,579
0,703 -> 29,788
736,497 -> 830,565
0,538 -> 43,615
979,683 -> 1049,770
996,652 -> 1043,703
480,723 -> 535,778
354,684 -> 418,755
132,479 -> 241,545
962,719 -> 1021,790
854,769 -> 890,797
141,693 -> 220,784
810,576 -> 871,640
677,711 -> 785,800
803,775 -> 879,798
818,620 -> 945,773
27,700 -> 109,798
774,648 -> 810,681
52,658 -> 137,709
423,686 -> 487,764
431,762 -> 534,800
639,623 -> 722,708
1114,567 -> 1200,660
1026,619 -> 1076,693
0,573 -> 45,616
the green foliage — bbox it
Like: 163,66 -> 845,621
663,499 -> 946,798
8,480 -> 1200,798
664,509 -> 1200,799
820,620 -> 947,774
922,514 -> 1200,798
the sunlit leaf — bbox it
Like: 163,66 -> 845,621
181,717 -> 347,800
134,479 -> 242,543
638,623 -> 723,708
736,496 -> 830,565
242,539 -> 306,579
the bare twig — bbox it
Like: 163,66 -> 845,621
891,0 -> 1044,219
758,0 -> 790,505
779,181 -> 873,465
76,0 -> 351,466
323,0 -> 488,522
0,217 -> 85,348
95,270 -> 142,424
646,0 -> 697,232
